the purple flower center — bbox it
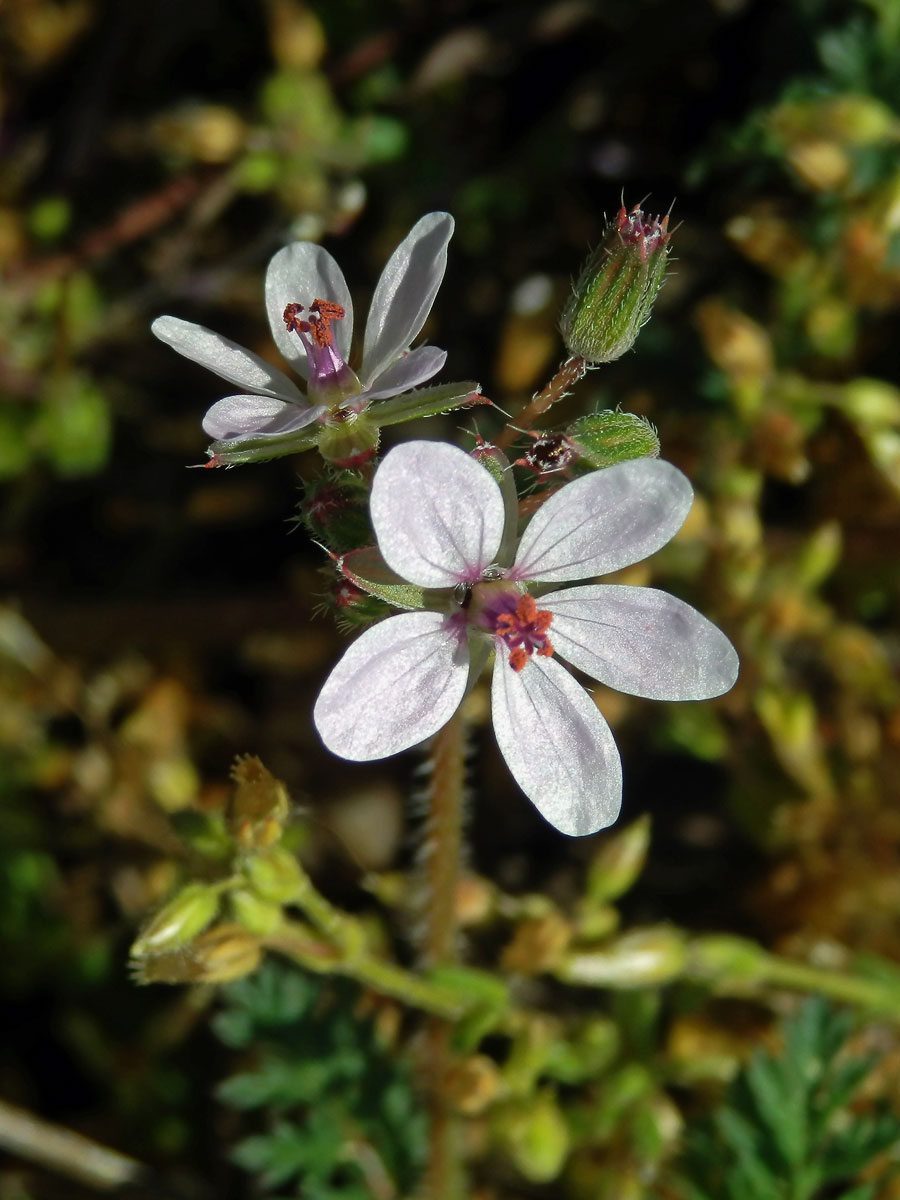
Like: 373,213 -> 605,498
283,301 -> 361,405
475,589 -> 555,673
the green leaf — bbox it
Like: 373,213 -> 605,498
677,999 -> 900,1200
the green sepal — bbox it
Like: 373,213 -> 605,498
372,381 -> 484,427
337,547 -> 442,611
205,428 -> 321,466
567,410 -> 660,468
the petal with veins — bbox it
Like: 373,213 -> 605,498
543,585 -> 740,700
362,213 -> 454,384
202,395 -> 323,440
314,611 -> 469,760
265,242 -> 354,375
491,647 -> 622,836
511,458 -> 693,583
363,346 -> 447,400
371,441 -> 505,588
152,316 -> 303,400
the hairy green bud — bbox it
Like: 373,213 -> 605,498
567,410 -> 660,468
561,203 -> 672,363
299,472 -> 372,553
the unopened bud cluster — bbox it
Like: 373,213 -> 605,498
299,472 -> 372,552
561,203 -> 672,363
130,758 -> 306,985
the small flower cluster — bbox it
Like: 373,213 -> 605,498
154,209 -> 737,837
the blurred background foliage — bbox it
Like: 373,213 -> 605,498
3,0 -> 900,1196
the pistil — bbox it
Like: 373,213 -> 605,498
283,300 -> 362,407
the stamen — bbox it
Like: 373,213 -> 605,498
509,648 -> 529,672
310,299 -> 345,322
283,299 -> 347,347
283,302 -> 307,333
486,592 -> 554,671
281,299 -> 361,406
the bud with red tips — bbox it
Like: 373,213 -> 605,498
560,202 -> 673,364
298,471 -> 372,552
321,572 -> 392,631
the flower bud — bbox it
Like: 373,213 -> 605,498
199,924 -> 262,982
500,914 -> 573,975
446,1054 -> 503,1115
245,846 -> 304,904
135,923 -> 262,985
316,413 -> 379,468
560,926 -> 686,988
322,574 -> 392,631
298,473 -> 372,553
566,410 -> 660,469
227,755 -> 289,849
230,887 -> 283,936
584,815 -> 651,904
497,1092 -> 570,1183
131,882 -> 220,958
560,203 -> 672,363
687,934 -> 767,984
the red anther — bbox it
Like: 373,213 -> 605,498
310,299 -> 345,321
509,647 -> 529,672
305,299 -> 346,347
283,302 -> 306,332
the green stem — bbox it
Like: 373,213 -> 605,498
754,952 -> 900,1016
265,921 -> 467,1020
686,934 -> 900,1019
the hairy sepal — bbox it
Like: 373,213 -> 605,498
373,381 -> 485,427
337,546 -> 442,611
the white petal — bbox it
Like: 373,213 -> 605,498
361,213 -> 454,383
491,647 -> 622,836
314,611 -> 469,760
265,242 -> 354,376
371,440 -> 505,588
362,346 -> 447,400
543,585 -> 739,700
152,316 -> 302,400
202,395 -> 323,439
511,458 -> 693,583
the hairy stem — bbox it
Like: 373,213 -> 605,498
496,355 -> 587,450
419,711 -> 467,1200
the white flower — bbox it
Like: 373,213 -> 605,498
151,213 -> 454,449
314,441 -> 739,837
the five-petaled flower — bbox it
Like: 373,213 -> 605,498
314,441 -> 739,836
151,213 -> 454,454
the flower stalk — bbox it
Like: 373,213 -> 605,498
418,710 -> 468,1200
496,355 -> 586,450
